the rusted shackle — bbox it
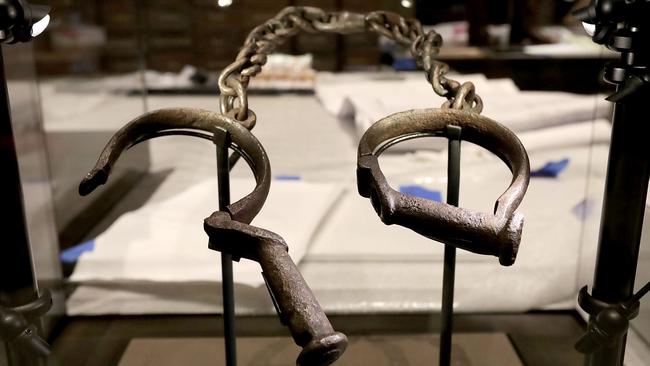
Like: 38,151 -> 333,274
78,108 -> 347,366
357,108 -> 530,266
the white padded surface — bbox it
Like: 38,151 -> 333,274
41,74 -> 616,315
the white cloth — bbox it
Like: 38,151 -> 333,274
308,144 -> 608,312
315,72 -> 611,146
517,119 -> 611,152
68,143 -> 611,315
70,178 -> 343,285
55,84 -> 615,316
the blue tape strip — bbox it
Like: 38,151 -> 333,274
275,175 -> 301,181
531,158 -> 570,178
60,240 -> 95,264
399,185 -> 443,202
393,58 -> 417,71
572,198 -> 596,221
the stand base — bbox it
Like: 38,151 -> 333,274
118,334 -> 522,366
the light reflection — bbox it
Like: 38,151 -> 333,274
217,0 -> 233,7
30,14 -> 50,37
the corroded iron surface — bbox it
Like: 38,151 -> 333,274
78,107 -> 268,224
357,108 -> 530,266
204,212 -> 348,366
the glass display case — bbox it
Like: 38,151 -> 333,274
1,1 -> 648,365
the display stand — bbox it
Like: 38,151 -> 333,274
168,127 -> 239,366
157,127 -> 240,366
117,125 -> 242,366
439,125 -> 461,366
0,2 -> 53,363
573,1 -> 650,365
214,128 -> 237,366
0,47 -> 52,365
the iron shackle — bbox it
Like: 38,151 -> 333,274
78,107 -> 346,365
357,108 -> 530,266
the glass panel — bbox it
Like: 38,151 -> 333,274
7,0 -> 645,364
632,209 -> 650,346
2,41 -> 60,366
35,0 -> 150,250
3,41 -> 61,303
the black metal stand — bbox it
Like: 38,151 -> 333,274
572,1 -> 650,365
583,93 -> 649,366
0,48 -> 38,314
0,3 -> 54,363
0,14 -> 52,361
214,128 -> 237,366
439,125 -> 461,366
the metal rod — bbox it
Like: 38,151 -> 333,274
629,281 -> 650,305
586,92 -> 650,366
0,45 -> 47,366
0,45 -> 39,306
133,0 -> 149,113
214,128 -> 237,366
439,125 -> 461,366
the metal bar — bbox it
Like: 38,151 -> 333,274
586,94 -> 650,366
134,0 -> 149,113
0,46 -> 46,366
0,47 -> 38,306
214,128 -> 237,366
439,125 -> 461,366
629,281 -> 650,305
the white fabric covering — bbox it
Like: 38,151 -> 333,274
70,178 -> 343,285
315,72 -> 611,139
44,72 -> 615,315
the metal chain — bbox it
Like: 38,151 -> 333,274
218,6 -> 483,124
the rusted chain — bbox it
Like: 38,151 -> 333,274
218,6 -> 483,124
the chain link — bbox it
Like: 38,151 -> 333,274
218,6 -> 483,123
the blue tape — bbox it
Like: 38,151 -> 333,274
531,158 -> 570,178
399,185 -> 443,202
393,58 -> 417,71
572,198 -> 596,221
60,240 -> 95,263
275,175 -> 301,181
